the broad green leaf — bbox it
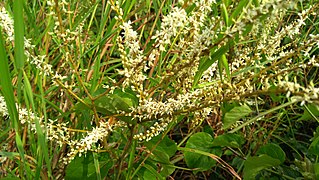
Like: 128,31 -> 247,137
94,95 -> 119,114
145,135 -> 177,158
256,143 -> 286,163
145,135 -> 177,177
280,165 -> 303,178
143,164 -> 164,180
223,104 -> 252,129
222,102 -> 240,113
243,155 -> 281,180
309,135 -> 319,156
184,132 -> 222,171
150,149 -> 170,164
203,125 -> 214,137
138,166 -> 160,180
148,149 -> 175,177
65,152 -> 112,180
212,134 -> 245,148
137,160 -> 163,180
300,104 -> 319,121
160,163 -> 175,177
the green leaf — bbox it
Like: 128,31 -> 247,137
144,135 -> 177,176
193,45 -> 229,87
221,3 -> 229,27
160,163 -> 175,177
65,152 -> 112,180
95,94 -> 132,114
73,88 -> 137,116
256,143 -> 286,163
1,177 -> 20,180
309,135 -> 319,156
184,132 -> 222,171
150,149 -> 170,164
223,104 -> 252,129
143,164 -> 164,180
14,0 -> 25,70
212,134 -> 245,148
137,166 -> 160,180
0,26 -> 19,130
299,104 -> 319,121
243,155 -> 281,180
1,22 -> 30,177
145,135 -> 177,158
229,0 -> 249,25
314,163 -> 319,180
148,150 -> 175,177
220,54 -> 230,79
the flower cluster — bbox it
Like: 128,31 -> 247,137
276,78 -> 319,106
0,6 -> 65,79
55,120 -> 124,164
0,93 -> 121,164
0,96 -> 9,118
0,7 -> 14,42
109,1 -> 149,98
134,119 -> 169,141
152,7 -> 189,52
150,0 -> 217,93
0,95 -> 43,129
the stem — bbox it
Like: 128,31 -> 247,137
116,125 -> 135,180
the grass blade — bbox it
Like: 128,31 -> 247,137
0,27 -> 30,179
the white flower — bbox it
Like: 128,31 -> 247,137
0,96 -> 9,117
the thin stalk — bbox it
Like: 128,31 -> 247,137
229,100 -> 298,133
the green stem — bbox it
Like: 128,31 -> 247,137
126,126 -> 137,180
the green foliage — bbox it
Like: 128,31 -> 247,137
144,135 -> 177,177
212,133 -> 245,148
243,144 -> 286,179
300,104 -> 319,122
243,155 -> 282,180
184,132 -> 222,171
65,152 -> 112,180
309,127 -> 319,156
223,104 -> 252,130
256,144 -> 286,163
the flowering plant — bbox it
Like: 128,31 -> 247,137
0,0 -> 318,179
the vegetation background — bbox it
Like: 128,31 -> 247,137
0,0 -> 319,179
